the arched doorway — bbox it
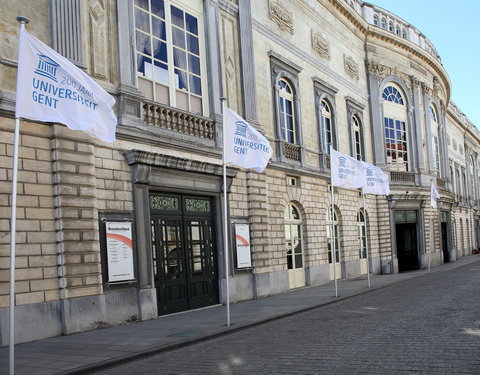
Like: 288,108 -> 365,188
326,206 -> 342,280
284,202 -> 305,289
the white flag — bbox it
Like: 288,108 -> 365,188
330,149 -> 366,188
362,162 -> 390,195
430,181 -> 440,208
15,27 -> 117,142
223,106 -> 272,173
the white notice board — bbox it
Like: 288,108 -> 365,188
106,221 -> 135,282
235,223 -> 252,268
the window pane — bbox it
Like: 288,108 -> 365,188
135,0 -> 148,11
154,61 -> 168,85
152,17 -> 166,40
151,0 -> 164,18
171,6 -> 184,28
187,34 -> 199,55
152,39 -> 167,62
189,75 -> 202,95
172,27 -> 185,48
137,55 -> 152,77
135,8 -> 150,33
173,48 -> 187,70
186,13 -> 198,35
174,68 -> 188,90
188,54 -> 200,75
136,31 -> 151,55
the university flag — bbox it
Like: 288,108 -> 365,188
330,148 -> 366,188
223,105 -> 272,173
15,27 -> 117,142
362,162 -> 390,195
430,181 -> 440,208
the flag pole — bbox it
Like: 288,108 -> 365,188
220,97 -> 230,326
329,144 -> 338,297
9,16 -> 29,375
362,192 -> 371,288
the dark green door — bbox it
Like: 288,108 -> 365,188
150,194 -> 218,315
396,223 -> 419,272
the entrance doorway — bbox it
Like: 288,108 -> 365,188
396,223 -> 418,271
440,211 -> 450,263
284,203 -> 305,289
150,194 -> 218,315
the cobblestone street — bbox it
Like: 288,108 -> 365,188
97,261 -> 480,375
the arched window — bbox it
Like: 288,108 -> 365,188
388,21 -> 394,32
326,206 -> 341,264
381,17 -> 386,29
278,79 -> 295,144
456,168 -> 461,198
462,170 -> 467,200
284,202 -> 304,287
402,28 -> 407,38
373,14 -> 379,26
430,105 -> 440,176
383,84 -> 408,171
395,24 -> 400,35
357,210 -> 367,259
321,100 -> 333,154
352,115 -> 363,161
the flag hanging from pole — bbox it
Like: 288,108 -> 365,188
15,27 -> 117,142
223,105 -> 272,173
430,181 -> 440,208
362,162 -> 390,195
330,148 -> 366,188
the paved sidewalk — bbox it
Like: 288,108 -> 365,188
1,254 -> 479,375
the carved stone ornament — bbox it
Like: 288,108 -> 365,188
269,0 -> 293,34
421,82 -> 432,96
344,55 -> 359,81
367,60 -> 391,82
311,30 -> 330,59
433,76 -> 441,97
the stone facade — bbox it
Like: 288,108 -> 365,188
0,0 -> 479,345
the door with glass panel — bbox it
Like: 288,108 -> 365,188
327,207 -> 341,280
358,210 -> 368,275
285,203 -> 305,289
150,194 -> 218,315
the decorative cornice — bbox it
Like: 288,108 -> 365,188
268,0 -> 293,34
124,150 -> 237,178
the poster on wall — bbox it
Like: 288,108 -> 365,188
105,221 -> 135,282
235,223 -> 252,268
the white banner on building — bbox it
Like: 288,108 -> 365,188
106,222 -> 135,282
223,106 -> 272,173
330,148 -> 366,188
362,162 -> 390,195
234,224 -> 252,268
15,27 -> 117,142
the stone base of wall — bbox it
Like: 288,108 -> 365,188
306,264 -> 331,286
253,270 -> 289,298
229,273 -> 254,303
0,288 -> 157,346
420,252 -> 443,269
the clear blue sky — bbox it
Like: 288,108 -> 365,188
367,1 -> 480,128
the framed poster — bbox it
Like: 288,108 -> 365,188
235,223 -> 252,268
105,221 -> 135,282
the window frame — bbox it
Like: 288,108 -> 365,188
133,0 -> 208,115
346,96 -> 366,161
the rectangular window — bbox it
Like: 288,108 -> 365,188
134,0 -> 204,115
384,117 -> 408,171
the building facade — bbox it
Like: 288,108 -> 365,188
1,0 -> 479,345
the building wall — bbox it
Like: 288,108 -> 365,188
0,0 -> 479,345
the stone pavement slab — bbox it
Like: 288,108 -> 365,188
0,254 -> 478,375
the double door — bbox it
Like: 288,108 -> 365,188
150,194 -> 218,315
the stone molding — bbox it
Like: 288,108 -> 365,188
344,55 -> 359,81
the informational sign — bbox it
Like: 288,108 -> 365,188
105,221 -> 135,282
235,223 -> 252,268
